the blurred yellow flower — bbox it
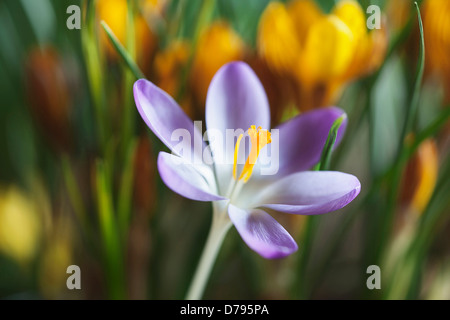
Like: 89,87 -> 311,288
141,0 -> 168,17
38,221 -> 74,299
423,0 -> 450,102
97,0 -> 159,72
257,2 -> 302,75
386,0 -> 412,32
257,0 -> 387,111
190,21 -> 245,106
153,40 -> 197,116
288,0 -> 323,46
0,187 -> 42,265
300,15 -> 355,83
154,40 -> 190,98
400,139 -> 439,215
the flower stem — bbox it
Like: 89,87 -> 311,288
185,202 -> 231,300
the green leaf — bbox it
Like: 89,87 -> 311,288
101,20 -> 145,80
95,160 -> 125,299
370,56 -> 407,176
82,0 -> 107,151
315,113 -> 347,171
406,106 -> 450,160
218,0 -> 270,48
396,1 -> 425,159
61,156 -> 87,230
117,140 -> 137,241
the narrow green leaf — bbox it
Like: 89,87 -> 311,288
369,0 -> 427,274
101,20 -> 146,80
96,160 -> 125,299
294,113 -> 348,299
397,1 -> 425,161
61,156 -> 87,229
406,105 -> 450,159
316,114 -> 347,171
117,140 -> 137,241
121,0 -> 138,157
82,0 -> 107,152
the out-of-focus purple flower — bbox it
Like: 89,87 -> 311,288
134,61 -> 360,259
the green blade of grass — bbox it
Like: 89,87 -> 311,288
293,113 -> 346,299
314,114 -> 347,171
367,0 -> 426,284
406,105 -> 450,159
96,160 -> 125,299
117,140 -> 137,241
82,0 -> 107,152
101,20 -> 146,80
397,2 -> 425,160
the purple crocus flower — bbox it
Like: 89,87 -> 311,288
134,61 -> 360,259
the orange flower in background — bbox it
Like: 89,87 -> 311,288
190,21 -> 245,107
154,40 -> 190,98
386,0 -> 413,32
97,0 -> 160,72
153,40 -> 194,116
25,47 -> 72,153
400,139 -> 439,216
257,0 -> 387,112
422,0 -> 450,103
141,0 -> 168,18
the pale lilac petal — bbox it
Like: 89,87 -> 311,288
205,62 -> 271,193
157,152 -> 225,202
228,204 -> 298,259
258,107 -> 347,178
248,171 -> 360,215
134,79 -> 206,164
206,61 -> 270,135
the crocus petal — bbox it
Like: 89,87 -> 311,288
157,152 -> 225,202
206,61 -> 270,135
134,79 -> 206,164
259,107 -> 347,178
205,62 -> 271,193
249,171 -> 360,215
228,204 -> 298,259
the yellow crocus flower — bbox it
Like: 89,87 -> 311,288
333,0 -> 367,43
39,237 -> 73,298
257,0 -> 387,111
0,187 -> 42,265
257,2 -> 302,75
423,0 -> 450,101
300,14 -> 355,83
287,0 -> 323,46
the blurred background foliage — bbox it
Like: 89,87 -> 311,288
0,0 -> 449,299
